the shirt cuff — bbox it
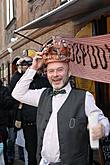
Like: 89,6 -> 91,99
26,68 -> 37,77
100,120 -> 110,137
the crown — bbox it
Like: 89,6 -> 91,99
38,36 -> 72,64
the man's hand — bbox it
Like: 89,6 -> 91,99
15,120 -> 22,128
30,56 -> 44,71
90,123 -> 104,140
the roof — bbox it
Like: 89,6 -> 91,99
15,0 -> 110,32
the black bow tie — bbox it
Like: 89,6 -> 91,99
51,89 -> 66,96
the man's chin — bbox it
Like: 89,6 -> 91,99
52,84 -> 63,90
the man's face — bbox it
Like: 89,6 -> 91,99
47,62 -> 70,90
18,65 -> 28,73
21,65 -> 28,73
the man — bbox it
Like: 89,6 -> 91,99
12,38 -> 110,165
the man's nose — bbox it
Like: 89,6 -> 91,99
53,70 -> 58,76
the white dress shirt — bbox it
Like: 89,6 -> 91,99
12,68 -> 110,164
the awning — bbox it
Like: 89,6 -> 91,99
15,0 -> 110,32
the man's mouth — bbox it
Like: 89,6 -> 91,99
52,79 -> 61,84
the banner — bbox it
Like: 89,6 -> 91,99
54,34 -> 110,83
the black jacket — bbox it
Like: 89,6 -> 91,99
19,73 -> 51,124
0,84 -> 12,127
9,71 -> 51,126
8,71 -> 23,127
0,81 -> 12,142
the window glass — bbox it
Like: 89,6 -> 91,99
6,0 -> 14,25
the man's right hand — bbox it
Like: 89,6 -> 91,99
30,56 -> 44,71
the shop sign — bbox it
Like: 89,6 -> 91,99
55,34 -> 110,83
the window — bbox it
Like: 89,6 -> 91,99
6,0 -> 14,25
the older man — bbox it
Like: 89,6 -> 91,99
12,37 -> 110,165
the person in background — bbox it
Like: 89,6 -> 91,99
15,128 -> 28,165
7,57 -> 29,165
0,79 -> 12,165
0,142 -> 5,165
10,56 -> 51,165
12,38 -> 110,165
15,58 -> 51,165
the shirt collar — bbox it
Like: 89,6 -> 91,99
53,82 -> 71,94
62,82 -> 71,94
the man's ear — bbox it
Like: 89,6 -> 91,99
68,70 -> 71,77
17,66 -> 22,73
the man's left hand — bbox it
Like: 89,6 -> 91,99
90,123 -> 104,140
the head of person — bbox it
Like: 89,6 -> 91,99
40,37 -> 72,90
16,56 -> 33,73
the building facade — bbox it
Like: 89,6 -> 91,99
0,0 -> 109,109
0,0 -> 110,164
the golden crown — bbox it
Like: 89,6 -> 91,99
36,36 -> 72,64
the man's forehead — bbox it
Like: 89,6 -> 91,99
47,62 -> 68,69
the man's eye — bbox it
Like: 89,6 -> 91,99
57,68 -> 63,72
48,70 -> 54,73
47,68 -> 64,73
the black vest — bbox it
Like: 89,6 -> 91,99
37,88 -> 89,165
